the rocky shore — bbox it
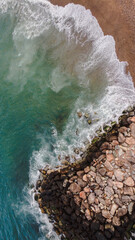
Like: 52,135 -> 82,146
34,107 -> 135,240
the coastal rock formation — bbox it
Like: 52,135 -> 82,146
35,107 -> 135,240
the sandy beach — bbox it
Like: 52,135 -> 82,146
51,0 -> 135,84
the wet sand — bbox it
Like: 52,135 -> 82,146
51,0 -> 135,84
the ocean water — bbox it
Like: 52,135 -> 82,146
0,0 -> 135,239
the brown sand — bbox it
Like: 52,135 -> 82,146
50,0 -> 135,84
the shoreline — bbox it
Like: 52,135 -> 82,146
35,106 -> 135,240
50,0 -> 135,85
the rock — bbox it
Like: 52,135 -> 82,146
110,203 -> 118,216
96,175 -> 101,184
117,207 -> 127,217
98,168 -> 106,176
105,224 -> 115,232
36,180 -> 41,189
104,161 -> 113,171
74,148 -> 80,154
114,181 -> 123,189
63,179 -> 68,187
80,191 -> 86,200
74,196 -> 81,206
95,231 -> 107,240
81,200 -> 89,209
34,193 -> 39,201
126,137 -> 135,145
118,132 -> 125,143
88,193 -> 95,204
77,178 -> 87,188
84,166 -> 90,173
98,197 -> 105,205
106,153 -> 114,162
87,119 -> 92,124
84,113 -> 89,118
85,209 -> 91,220
104,230 -> 112,239
128,202 -> 134,215
93,205 -> 101,213
107,171 -> 114,178
124,177 -> 134,186
119,126 -> 127,133
131,195 -> 135,201
104,186 -> 114,197
107,179 -> 114,187
100,142 -> 110,151
114,169 -> 124,181
102,210 -> 112,219
98,154 -> 106,162
123,186 -> 134,195
88,171 -> 96,178
111,140 -> 119,146
130,116 -> 135,123
95,189 -> 103,196
106,135 -> 117,142
77,112 -> 82,118
77,171 -> 84,178
65,206 -> 73,215
90,166 -> 96,172
69,183 -> 81,193
121,195 -> 131,203
90,221 -> 100,232
82,174 -> 88,182
112,216 -> 121,226
105,199 -> 111,206
130,123 -> 135,138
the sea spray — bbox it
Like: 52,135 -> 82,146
0,0 -> 135,239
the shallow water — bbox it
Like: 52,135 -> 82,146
0,0 -> 135,239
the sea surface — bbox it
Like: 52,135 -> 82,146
0,0 -> 135,239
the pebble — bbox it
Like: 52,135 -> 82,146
114,169 -> 124,181
84,166 -> 90,173
130,116 -> 135,122
104,186 -> 114,197
69,183 -> 81,193
118,132 -> 125,143
130,123 -> 135,138
126,137 -> 135,145
106,153 -> 114,162
85,209 -> 91,220
104,160 -> 113,171
88,193 -> 95,204
82,174 -> 88,182
123,186 -> 134,195
112,216 -> 121,226
77,112 -> 82,118
124,176 -> 134,186
128,202 -> 134,215
117,207 -> 127,217
80,191 -> 86,200
98,168 -> 106,176
96,175 -> 101,184
114,181 -> 123,188
110,203 -> 118,216
102,210 -> 112,219
95,189 -> 103,196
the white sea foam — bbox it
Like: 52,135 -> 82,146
1,0 -> 135,238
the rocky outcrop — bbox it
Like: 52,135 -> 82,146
35,106 -> 135,240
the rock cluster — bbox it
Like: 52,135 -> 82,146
35,108 -> 135,240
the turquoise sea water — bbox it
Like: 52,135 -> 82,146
0,1 -> 135,239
